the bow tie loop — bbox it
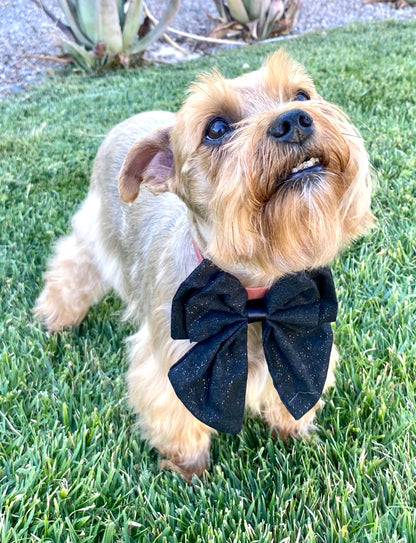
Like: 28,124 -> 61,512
264,269 -> 337,330
171,261 -> 248,343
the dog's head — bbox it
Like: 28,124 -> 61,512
119,50 -> 373,282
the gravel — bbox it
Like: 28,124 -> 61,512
1,0 -> 415,98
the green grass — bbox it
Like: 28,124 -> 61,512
1,18 -> 416,542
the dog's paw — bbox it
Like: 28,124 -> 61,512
159,453 -> 209,483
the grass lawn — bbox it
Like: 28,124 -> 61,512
1,18 -> 416,542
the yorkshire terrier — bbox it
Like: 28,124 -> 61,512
35,50 -> 373,481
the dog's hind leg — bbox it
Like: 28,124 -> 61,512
34,193 -> 111,332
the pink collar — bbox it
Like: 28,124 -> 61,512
192,239 -> 269,300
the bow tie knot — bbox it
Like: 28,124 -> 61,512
169,259 -> 337,434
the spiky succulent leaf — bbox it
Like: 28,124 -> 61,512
258,0 -> 268,24
97,0 -> 123,53
246,0 -> 262,19
75,0 -> 98,42
60,38 -> 97,69
260,0 -> 285,39
58,0 -> 93,47
213,0 -> 228,19
122,0 -> 143,49
115,0 -> 125,27
226,0 -> 250,23
127,0 -> 180,54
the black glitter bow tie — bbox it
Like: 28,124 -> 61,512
168,259 -> 338,434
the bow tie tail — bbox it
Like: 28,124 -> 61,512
262,324 -> 334,420
168,324 -> 249,434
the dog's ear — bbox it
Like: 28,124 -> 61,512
118,126 -> 173,203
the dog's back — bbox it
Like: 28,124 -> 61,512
34,110 -> 189,329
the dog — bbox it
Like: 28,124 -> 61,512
35,50 -> 373,481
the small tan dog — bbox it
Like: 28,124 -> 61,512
35,50 -> 373,480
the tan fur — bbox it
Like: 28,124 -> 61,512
35,51 -> 373,480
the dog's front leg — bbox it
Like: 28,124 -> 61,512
127,322 -> 213,482
263,392 -> 321,441
262,346 -> 339,441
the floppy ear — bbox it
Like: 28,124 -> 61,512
118,126 -> 174,203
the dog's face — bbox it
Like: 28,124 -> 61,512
119,50 -> 373,281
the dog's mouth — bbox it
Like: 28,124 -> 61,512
284,156 -> 323,183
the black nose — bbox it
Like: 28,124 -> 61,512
268,109 -> 314,144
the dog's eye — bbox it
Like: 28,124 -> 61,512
204,117 -> 233,143
294,90 -> 310,101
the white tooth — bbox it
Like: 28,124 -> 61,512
291,157 -> 319,175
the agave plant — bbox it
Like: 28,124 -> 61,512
212,0 -> 298,40
33,0 -> 181,69
364,0 -> 415,6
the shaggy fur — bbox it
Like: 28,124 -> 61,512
35,51 -> 373,481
